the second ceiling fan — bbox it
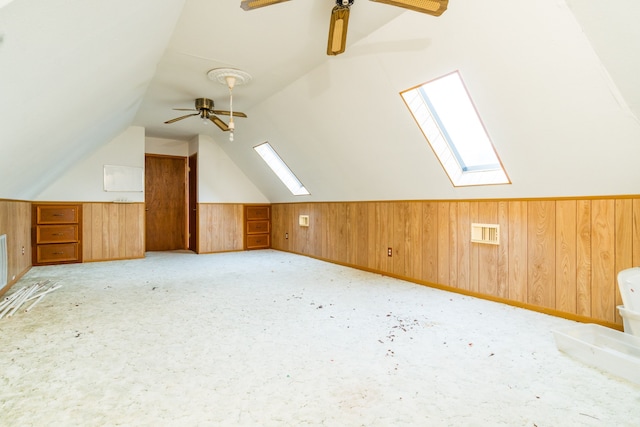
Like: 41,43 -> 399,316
240,0 -> 449,55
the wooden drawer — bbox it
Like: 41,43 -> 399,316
36,243 -> 80,264
36,205 -> 79,224
246,234 -> 270,249
247,220 -> 270,234
246,206 -> 270,221
36,224 -> 79,244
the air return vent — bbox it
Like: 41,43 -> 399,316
471,223 -> 500,245
0,234 -> 7,288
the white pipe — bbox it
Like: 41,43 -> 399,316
25,292 -> 47,313
7,284 -> 38,317
25,284 -> 61,302
0,287 -> 29,319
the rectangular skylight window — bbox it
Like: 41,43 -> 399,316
401,71 -> 510,186
254,142 -> 310,196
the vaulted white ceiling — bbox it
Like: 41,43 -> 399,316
1,0 -> 639,202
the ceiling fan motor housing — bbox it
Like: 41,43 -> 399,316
195,98 -> 214,110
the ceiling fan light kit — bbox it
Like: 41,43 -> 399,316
240,0 -> 448,55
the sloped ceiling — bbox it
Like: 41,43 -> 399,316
1,0 -> 639,202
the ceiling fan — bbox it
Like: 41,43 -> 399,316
164,97 -> 247,132
240,0 -> 448,55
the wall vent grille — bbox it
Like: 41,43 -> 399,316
471,223 -> 500,245
0,234 -> 7,288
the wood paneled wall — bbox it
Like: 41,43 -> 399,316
0,200 -> 32,295
82,203 -> 145,261
197,203 -> 244,253
272,197 -> 640,328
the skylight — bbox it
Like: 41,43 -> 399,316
254,142 -> 310,196
401,71 -> 510,187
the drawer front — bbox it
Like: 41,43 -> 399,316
247,220 -> 270,234
37,205 -> 79,224
37,224 -> 79,244
37,243 -> 80,264
246,234 -> 270,249
246,206 -> 270,221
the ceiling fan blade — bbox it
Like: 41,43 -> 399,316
327,6 -> 351,56
210,115 -> 230,131
240,0 -> 291,11
164,113 -> 199,124
368,0 -> 448,16
172,108 -> 198,112
212,110 -> 248,118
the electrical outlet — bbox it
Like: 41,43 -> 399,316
21,246 -> 25,255
285,232 -> 289,239
388,247 -> 392,257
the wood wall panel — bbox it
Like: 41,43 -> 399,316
497,202 -> 509,299
82,203 -> 145,261
456,202 -> 470,292
576,200 -> 592,316
477,202 -> 498,297
556,200 -> 577,314
527,201 -> 556,309
271,196 -> 640,327
634,199 -> 640,267
421,202 -> 438,284
437,203 -> 450,286
615,199 -> 633,322
0,200 -> 32,295
591,200 -> 616,322
197,203 -> 244,253
507,201 -> 528,303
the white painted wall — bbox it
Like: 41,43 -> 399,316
34,126 -> 145,202
195,134 -> 268,203
145,137 -> 189,157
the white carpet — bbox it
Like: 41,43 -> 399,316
1,250 -> 638,426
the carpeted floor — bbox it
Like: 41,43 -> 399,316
1,250 -> 638,426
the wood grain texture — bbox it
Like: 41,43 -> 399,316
614,199 -> 633,323
437,202 -> 450,286
527,201 -> 556,309
634,199 -> 640,267
198,204 -> 243,253
576,200 -> 591,316
508,201 -> 528,302
0,200 -> 32,294
455,202 -> 470,291
82,203 -> 145,261
477,202 -> 498,297
591,200 -> 616,322
556,200 -> 577,313
421,202 -> 438,284
270,196 -> 639,326
448,202 -> 458,288
497,202 -> 509,299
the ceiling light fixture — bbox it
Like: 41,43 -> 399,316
207,68 -> 252,141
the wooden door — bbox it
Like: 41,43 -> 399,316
188,153 -> 198,252
145,155 -> 187,251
